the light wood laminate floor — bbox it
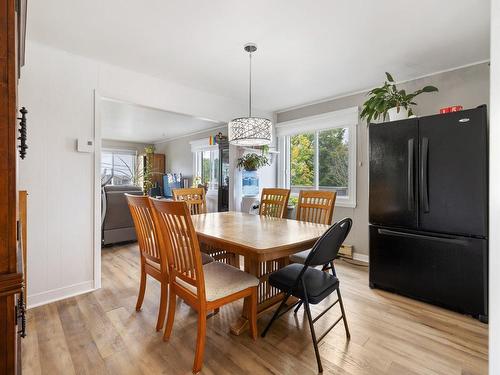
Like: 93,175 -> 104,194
22,243 -> 488,375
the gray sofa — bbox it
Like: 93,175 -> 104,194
101,185 -> 143,245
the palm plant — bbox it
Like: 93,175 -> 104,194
360,72 -> 438,123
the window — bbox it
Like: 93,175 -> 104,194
191,139 -> 220,191
194,148 -> 219,190
101,149 -> 137,186
277,107 -> 357,207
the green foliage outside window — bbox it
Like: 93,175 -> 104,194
318,128 -> 348,188
290,133 -> 314,186
290,128 -> 349,192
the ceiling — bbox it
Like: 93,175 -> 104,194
28,0 -> 490,112
100,99 -> 224,143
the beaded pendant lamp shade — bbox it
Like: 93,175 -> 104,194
228,43 -> 272,146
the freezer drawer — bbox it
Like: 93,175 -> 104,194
369,225 -> 487,319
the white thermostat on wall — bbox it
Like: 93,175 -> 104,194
77,138 -> 94,153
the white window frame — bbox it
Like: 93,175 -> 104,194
276,107 -> 358,208
101,148 -> 138,186
190,139 -> 219,192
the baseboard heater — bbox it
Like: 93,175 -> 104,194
338,244 -> 353,259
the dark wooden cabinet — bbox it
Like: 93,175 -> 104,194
217,141 -> 229,212
0,0 -> 27,373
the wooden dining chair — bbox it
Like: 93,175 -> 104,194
150,199 -> 259,374
172,187 -> 206,215
125,194 -> 168,332
173,186 -> 237,266
291,190 -> 337,263
259,188 -> 291,218
295,190 -> 336,225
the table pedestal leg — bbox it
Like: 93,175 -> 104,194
230,256 -> 291,336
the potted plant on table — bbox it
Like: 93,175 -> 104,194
237,151 -> 270,197
360,72 -> 438,123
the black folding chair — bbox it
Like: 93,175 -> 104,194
261,218 -> 353,373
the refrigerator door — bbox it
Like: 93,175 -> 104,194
369,119 -> 418,228
418,107 -> 488,237
369,225 -> 488,317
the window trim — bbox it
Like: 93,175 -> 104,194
277,107 -> 358,208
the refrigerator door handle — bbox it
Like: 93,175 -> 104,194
421,137 -> 430,213
407,138 -> 414,211
377,228 -> 468,245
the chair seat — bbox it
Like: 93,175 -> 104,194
269,263 -> 339,304
177,261 -> 259,302
146,252 -> 214,270
289,249 -> 311,264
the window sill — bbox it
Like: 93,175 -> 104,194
335,200 -> 357,209
289,192 -> 356,209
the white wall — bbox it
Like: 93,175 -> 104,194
490,1 -> 499,373
19,40 -> 266,307
154,126 -> 227,180
276,63 -> 490,259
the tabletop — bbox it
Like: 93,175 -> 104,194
191,211 -> 330,261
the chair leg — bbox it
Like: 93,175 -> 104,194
156,282 -> 168,331
192,308 -> 207,374
163,289 -> 177,341
303,297 -> 323,373
337,288 -> 350,339
135,265 -> 147,311
248,287 -> 258,340
293,300 -> 303,314
261,292 -> 291,338
330,261 -> 336,277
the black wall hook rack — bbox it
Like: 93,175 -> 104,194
17,107 -> 28,159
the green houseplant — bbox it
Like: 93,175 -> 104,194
360,72 -> 438,123
140,145 -> 155,195
237,150 -> 271,196
236,152 -> 270,171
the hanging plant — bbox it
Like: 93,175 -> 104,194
236,153 -> 270,171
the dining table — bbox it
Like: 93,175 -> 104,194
190,211 -> 330,335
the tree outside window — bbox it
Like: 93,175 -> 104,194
319,128 -> 349,196
289,127 -> 349,197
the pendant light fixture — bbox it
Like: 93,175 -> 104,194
228,43 -> 272,146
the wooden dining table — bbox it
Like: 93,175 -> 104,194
190,211 -> 330,335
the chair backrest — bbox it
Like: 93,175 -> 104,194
296,190 -> 336,225
172,187 -> 206,215
304,218 -> 352,267
150,199 -> 206,298
125,194 -> 166,270
259,188 -> 291,218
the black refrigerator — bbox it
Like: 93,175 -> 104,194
369,106 -> 488,322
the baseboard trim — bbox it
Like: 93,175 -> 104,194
27,280 -> 95,309
353,253 -> 369,264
